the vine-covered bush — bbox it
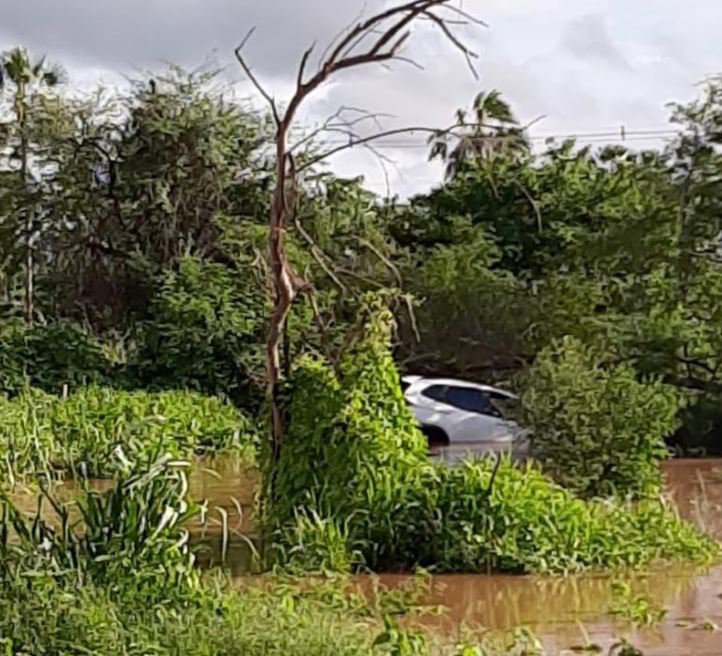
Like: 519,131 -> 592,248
271,305 -> 439,571
0,386 -> 257,479
521,336 -> 680,499
270,314 -> 715,574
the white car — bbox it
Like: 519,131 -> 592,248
402,376 -> 529,457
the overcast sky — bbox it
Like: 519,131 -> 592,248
1,0 -> 720,197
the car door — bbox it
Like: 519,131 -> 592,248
442,386 -> 513,443
405,384 -> 454,427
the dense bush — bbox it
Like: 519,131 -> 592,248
430,458 -> 715,574
0,386 -> 257,479
0,320 -> 117,395
521,337 -> 680,499
131,257 -> 266,407
271,317 -> 715,574
271,306 -> 439,571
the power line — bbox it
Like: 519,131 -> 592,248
316,127 -> 679,150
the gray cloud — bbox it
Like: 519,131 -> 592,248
1,0 -> 719,197
0,0 -> 386,76
560,14 -> 630,69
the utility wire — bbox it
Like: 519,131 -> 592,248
317,127 -> 679,149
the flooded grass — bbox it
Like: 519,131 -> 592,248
4,454 -> 722,655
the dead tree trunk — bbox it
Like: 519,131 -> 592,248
236,0 -> 484,461
266,119 -> 296,461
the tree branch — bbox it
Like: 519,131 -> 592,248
297,42 -> 316,88
297,125 -> 468,171
235,28 -> 282,127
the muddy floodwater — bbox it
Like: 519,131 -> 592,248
388,456 -> 722,655
9,453 -> 722,654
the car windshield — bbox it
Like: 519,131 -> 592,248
488,392 -> 518,420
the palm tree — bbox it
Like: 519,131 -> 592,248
430,90 -> 530,178
0,47 -> 64,325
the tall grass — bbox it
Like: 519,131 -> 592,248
0,453 -> 200,601
430,458 -> 717,574
0,386 -> 257,480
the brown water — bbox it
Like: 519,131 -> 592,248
382,458 -> 722,655
7,456 -> 259,571
9,455 -> 722,654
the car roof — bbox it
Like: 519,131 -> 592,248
402,376 -> 517,399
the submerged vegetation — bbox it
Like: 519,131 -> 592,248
0,386 -> 257,480
271,314 -> 717,575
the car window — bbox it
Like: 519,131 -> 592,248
445,387 -> 493,414
421,385 -> 447,402
488,391 -> 517,419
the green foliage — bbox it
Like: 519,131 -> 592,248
0,455 -> 199,601
0,320 -> 116,395
373,615 -> 428,656
0,386 -> 256,479
275,510 -> 360,575
0,578 -> 381,656
0,568 -> 555,656
522,337 -> 679,498
132,256 -> 266,405
3,55 -> 722,456
271,303 -> 436,570
431,458 -> 715,573
39,68 -> 269,328
272,323 -> 715,574
405,219 -> 526,375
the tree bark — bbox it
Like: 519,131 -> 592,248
266,121 -> 296,460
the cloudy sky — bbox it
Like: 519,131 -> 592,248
1,0 -> 720,197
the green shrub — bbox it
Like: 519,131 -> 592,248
271,304 -> 439,571
0,320 -> 116,395
132,257 -> 266,407
521,336 -> 679,499
0,574 -> 428,656
430,457 -> 716,574
0,386 -> 257,479
271,316 -> 715,575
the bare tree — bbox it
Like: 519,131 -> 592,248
235,0 -> 484,460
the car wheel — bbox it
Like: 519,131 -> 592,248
421,425 -> 449,448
